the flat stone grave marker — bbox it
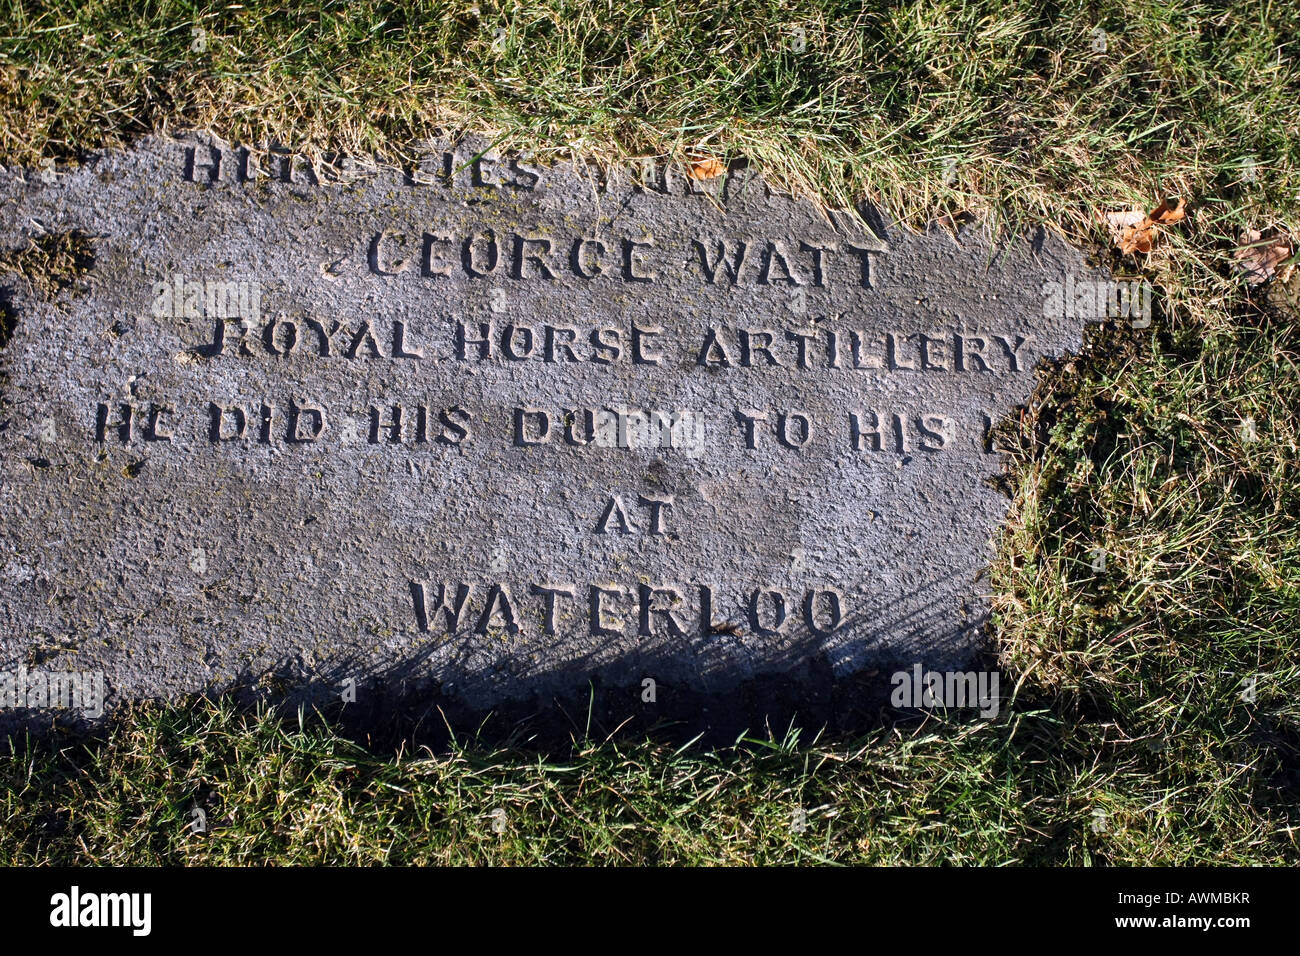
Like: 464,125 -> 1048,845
0,136 -> 1115,730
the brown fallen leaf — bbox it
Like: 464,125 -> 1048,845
687,156 -> 727,180
1149,196 -> 1187,226
1106,196 -> 1189,256
1234,228 -> 1293,286
1106,209 -> 1152,255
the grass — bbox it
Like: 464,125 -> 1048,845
0,0 -> 1298,864
1,697 -> 1290,865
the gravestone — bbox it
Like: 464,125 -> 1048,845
0,135 -> 1112,731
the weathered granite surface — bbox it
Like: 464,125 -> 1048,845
0,135 -> 1106,729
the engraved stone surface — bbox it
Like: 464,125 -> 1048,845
0,136 -> 1106,727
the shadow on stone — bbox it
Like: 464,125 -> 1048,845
177,570 -> 994,753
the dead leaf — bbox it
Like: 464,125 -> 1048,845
1234,228 -> 1293,286
1106,209 -> 1152,255
687,156 -> 726,180
1149,196 -> 1187,225
1105,196 -> 1189,256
